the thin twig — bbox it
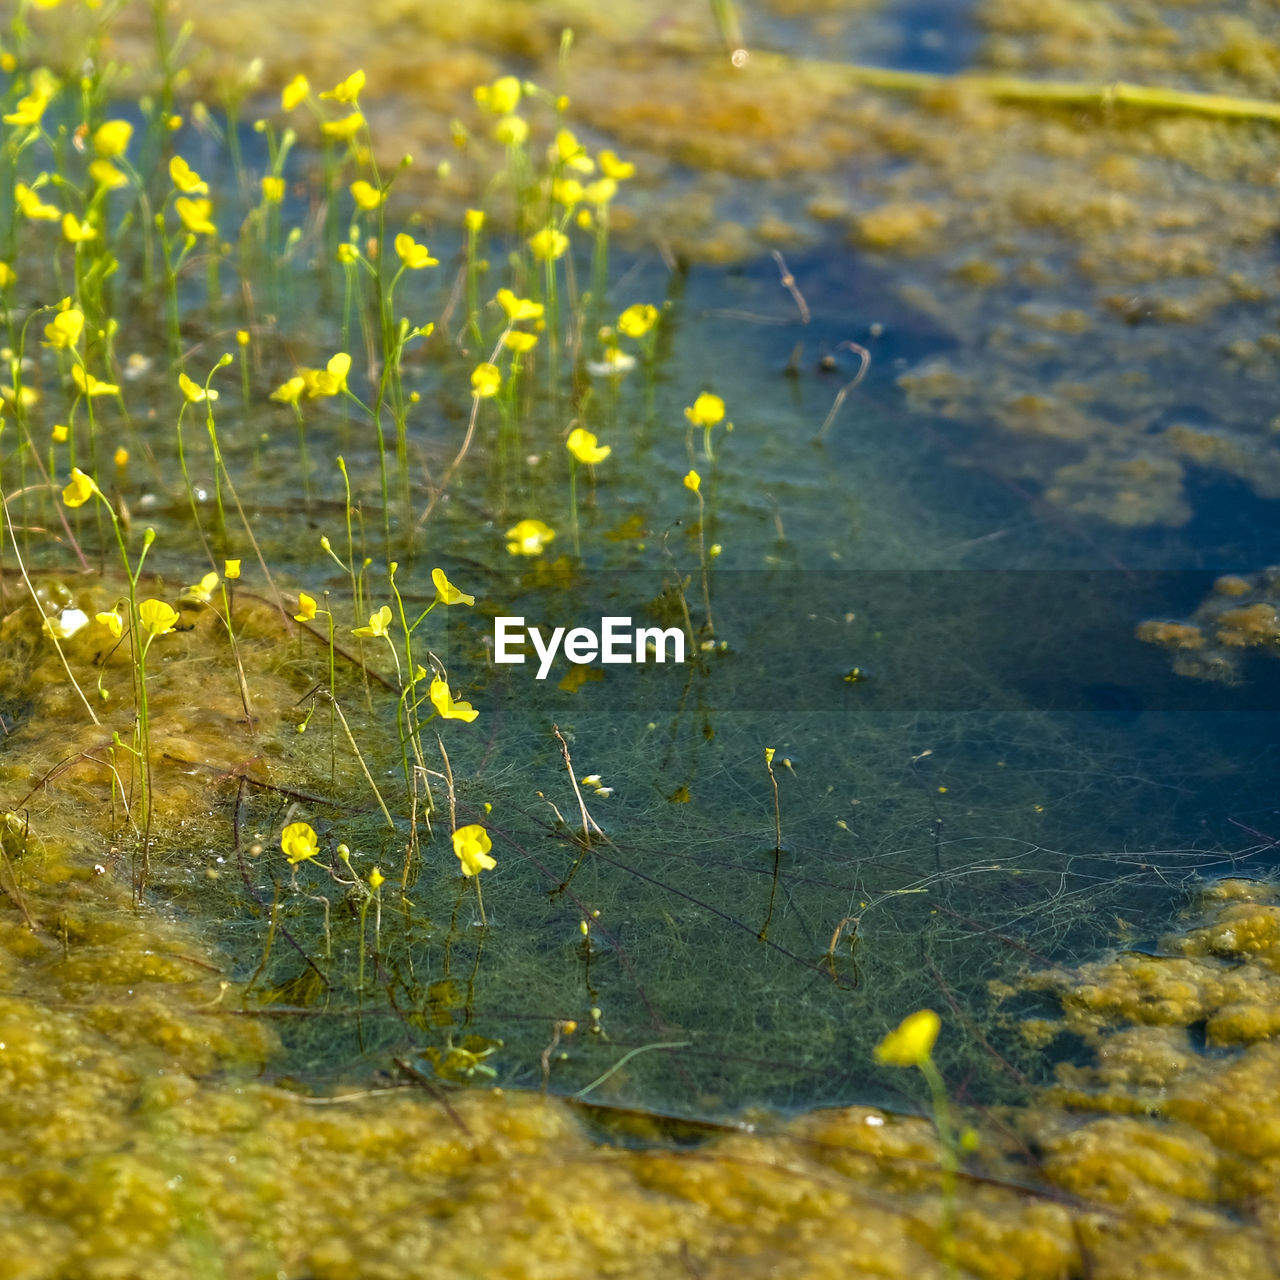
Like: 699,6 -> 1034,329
769,249 -> 810,325
815,341 -> 871,440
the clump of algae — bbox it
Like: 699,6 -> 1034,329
1138,566 -> 1280,683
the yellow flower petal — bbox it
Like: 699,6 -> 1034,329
320,69 -> 365,104
505,518 -> 555,556
566,427 -> 610,465
349,179 -> 383,210
169,156 -> 208,194
138,599 -> 179,637
617,304 -> 658,338
430,676 -> 479,723
874,1009 -> 941,1067
280,821 -> 319,864
61,214 -> 96,244
281,73 -> 310,112
684,392 -> 725,428
452,824 -> 496,876
95,610 -> 124,639
471,362 -> 501,399
61,467 -> 98,508
528,226 -> 569,261
321,112 -> 365,141
474,75 -> 521,116
394,232 -> 438,269
431,567 -> 475,606
44,307 -> 84,350
496,288 -> 543,322
175,197 -> 216,236
352,605 -> 392,638
92,119 -> 132,158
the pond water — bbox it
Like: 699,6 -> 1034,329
3,0 -> 1280,1276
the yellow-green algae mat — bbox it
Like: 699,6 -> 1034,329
2,584 -> 1280,1277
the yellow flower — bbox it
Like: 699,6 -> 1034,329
874,1009 -> 941,1067
431,567 -> 475,606
502,330 -> 538,354
685,392 -> 726,428
169,155 -> 208,194
586,345 -> 634,373
71,365 -> 118,397
44,307 -> 84,350
452,824 -> 496,877
95,610 -> 124,639
51,423 -> 69,443
261,175 -> 285,203
89,160 -> 128,190
349,179 -> 383,210
496,288 -> 543,322
353,605 -> 392,638
4,89 -> 51,127
224,559 -> 241,579
62,468 -> 98,507
474,75 -> 521,115
61,213 -> 95,243
92,119 -> 132,158
178,371 -> 216,403
1,385 -> 39,410
492,115 -> 528,147
368,866 -> 385,889
471,362 -> 501,399
551,128 -> 594,174
280,821 -> 319,864
0,263 -> 14,288
683,470 -> 701,493
617,304 -> 658,338
14,182 -> 59,221
321,112 -> 365,141
281,73 -> 310,112
175,197 -> 216,236
138,599 -> 179,637
553,177 -> 583,208
430,676 -> 479,723
113,446 -> 128,468
599,150 -> 635,180
464,208 -> 485,232
566,427 -> 610,465
394,233 -> 438,269
505,518 -> 555,556
337,242 -> 358,265
269,375 -> 306,405
320,70 -> 365,103
528,226 -> 569,261
294,592 -> 317,622
584,177 -> 617,206
302,352 -> 350,398
182,571 -> 220,605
